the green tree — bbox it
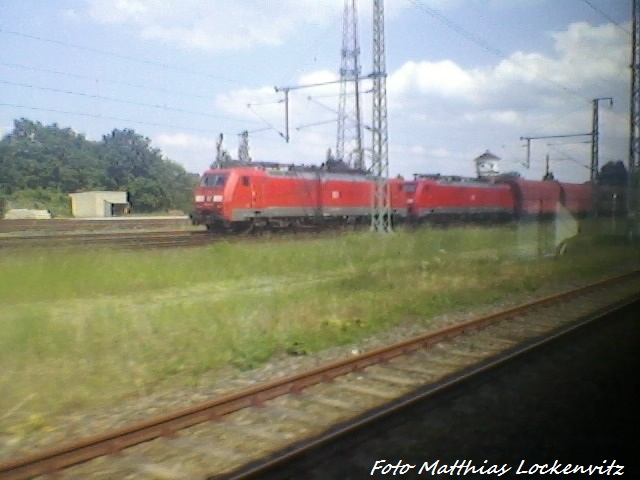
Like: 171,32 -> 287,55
0,119 -> 198,214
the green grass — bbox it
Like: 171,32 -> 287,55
0,224 -> 638,435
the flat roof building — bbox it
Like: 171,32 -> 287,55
69,191 -> 129,218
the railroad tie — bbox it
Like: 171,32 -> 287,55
308,394 -> 358,411
333,382 -> 399,400
437,348 -> 489,360
264,404 -> 322,426
382,362 -> 439,378
157,435 -> 244,461
138,461 -> 194,480
365,370 -> 422,387
228,421 -> 295,443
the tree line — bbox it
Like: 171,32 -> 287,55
0,118 -> 199,216
1,118 -> 638,217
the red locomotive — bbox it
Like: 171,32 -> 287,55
399,174 -> 618,223
398,174 -> 515,223
191,159 -> 405,232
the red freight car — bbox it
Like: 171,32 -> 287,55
401,174 -> 515,223
504,178 -> 562,218
557,182 -> 592,218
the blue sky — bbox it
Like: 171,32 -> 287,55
0,0 -> 632,183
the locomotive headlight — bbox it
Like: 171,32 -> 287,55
213,195 -> 223,202
407,199 -> 414,204
195,195 -> 205,202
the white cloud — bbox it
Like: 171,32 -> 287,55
86,0 -> 344,51
384,21 -> 629,181
155,132 -> 219,172
152,19 -> 629,183
389,60 -> 476,100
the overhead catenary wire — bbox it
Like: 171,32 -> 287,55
521,101 -> 594,138
546,143 -> 592,170
578,0 -> 630,35
0,27 -> 249,86
246,103 -> 287,140
0,79 -> 257,124
407,0 -> 593,103
0,61 -> 218,102
0,26 -> 275,138
0,102 -> 224,135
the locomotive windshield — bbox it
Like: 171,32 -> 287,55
200,174 -> 228,187
403,182 -> 417,193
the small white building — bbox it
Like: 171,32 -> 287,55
474,150 -> 501,178
69,191 -> 129,218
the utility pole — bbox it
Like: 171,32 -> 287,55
238,130 -> 251,162
591,97 -> 613,182
273,87 -> 291,143
274,77 -> 366,144
520,133 -> 590,170
370,0 -> 392,233
336,0 -> 364,169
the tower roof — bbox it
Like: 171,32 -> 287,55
474,150 -> 501,162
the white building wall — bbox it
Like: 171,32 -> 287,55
69,191 -> 128,217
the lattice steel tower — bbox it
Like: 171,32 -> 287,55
630,0 -> 640,213
370,0 -> 392,232
336,0 -> 363,169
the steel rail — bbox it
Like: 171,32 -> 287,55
0,230 -> 215,249
223,290 -> 640,480
1,269 -> 638,480
0,225 -> 362,250
0,218 -> 191,234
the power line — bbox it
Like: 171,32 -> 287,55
0,79 -> 257,124
407,0 -> 591,102
407,0 -> 506,58
0,102 -> 223,135
522,101 -> 593,138
546,143 -> 591,170
0,61 -> 217,102
0,27 -> 248,86
246,103 -> 287,140
275,13 -> 343,87
578,0 -> 630,34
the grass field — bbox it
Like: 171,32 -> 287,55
1,223 -> 638,435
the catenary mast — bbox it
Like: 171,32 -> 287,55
370,0 -> 392,232
336,0 -> 364,169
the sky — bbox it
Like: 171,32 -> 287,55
0,0 -> 632,183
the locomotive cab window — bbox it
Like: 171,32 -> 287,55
403,182 -> 417,193
201,174 -> 228,187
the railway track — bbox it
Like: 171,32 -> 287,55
0,218 -> 191,234
249,295 -> 640,479
0,230 -> 216,250
1,270 -> 639,480
0,223 -> 360,250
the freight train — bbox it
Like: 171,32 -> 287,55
190,158 -> 625,232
